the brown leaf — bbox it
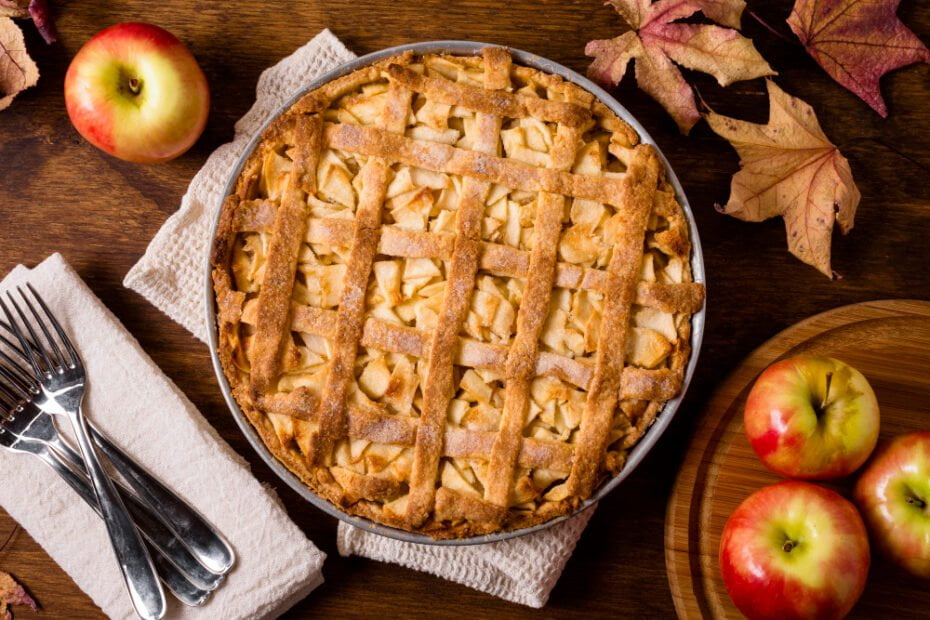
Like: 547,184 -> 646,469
587,0 -> 773,134
0,571 -> 36,619
692,0 -> 746,29
0,1 -> 27,19
787,0 -> 930,117
0,16 -> 38,111
706,80 -> 860,277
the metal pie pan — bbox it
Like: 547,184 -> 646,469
205,40 -> 706,545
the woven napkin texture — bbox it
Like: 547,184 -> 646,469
124,29 -> 593,608
0,254 -> 325,619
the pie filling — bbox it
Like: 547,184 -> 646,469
212,48 -> 705,538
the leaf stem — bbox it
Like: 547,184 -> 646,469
840,137 -> 930,175
749,10 -> 796,45
0,524 -> 19,555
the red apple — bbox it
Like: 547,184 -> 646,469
720,481 -> 870,620
744,355 -> 880,479
854,432 -> 930,578
64,22 -> 209,163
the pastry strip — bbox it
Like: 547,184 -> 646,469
257,397 -> 574,471
324,123 -> 632,208
485,108 -> 585,510
386,64 -> 592,128
567,144 -> 660,497
274,306 -> 682,399
235,215 -> 704,312
484,193 -> 562,509
405,47 -> 511,527
308,81 -> 412,464
248,116 -> 321,396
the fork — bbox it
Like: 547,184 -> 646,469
0,385 -> 213,605
0,314 -> 235,577
0,287 -> 166,620
0,358 -> 223,592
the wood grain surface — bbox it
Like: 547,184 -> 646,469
666,300 -> 930,619
0,1 -> 928,617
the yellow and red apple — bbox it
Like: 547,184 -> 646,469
854,431 -> 930,578
744,356 -> 880,479
64,22 -> 209,163
720,481 -> 870,620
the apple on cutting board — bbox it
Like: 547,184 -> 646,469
64,22 -> 209,163
855,432 -> 930,579
744,355 -> 880,479
720,481 -> 870,620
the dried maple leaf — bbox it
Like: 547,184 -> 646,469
787,0 -> 930,117
0,570 -> 36,619
706,80 -> 860,278
26,0 -> 54,44
0,16 -> 38,111
692,0 -> 746,29
586,0 -> 774,133
0,0 -> 54,44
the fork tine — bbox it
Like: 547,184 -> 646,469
2,292 -> 54,374
0,340 -> 34,389
0,360 -> 32,398
0,317 -> 51,376
0,319 -> 29,359
25,284 -> 77,368
18,286 -> 68,370
0,379 -> 19,401
0,297 -> 41,377
0,381 -> 22,412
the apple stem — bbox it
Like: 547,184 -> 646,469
782,540 -> 796,553
128,78 -> 141,95
906,495 -> 926,509
820,371 -> 833,412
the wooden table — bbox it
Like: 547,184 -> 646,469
1,1 -> 928,617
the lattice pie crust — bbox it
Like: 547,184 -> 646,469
211,48 -> 705,538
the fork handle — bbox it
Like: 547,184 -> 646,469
87,423 -> 235,575
71,411 -> 167,620
38,450 -> 210,606
49,438 -> 224,590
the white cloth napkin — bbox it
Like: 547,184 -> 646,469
0,254 -> 326,619
124,28 -> 593,608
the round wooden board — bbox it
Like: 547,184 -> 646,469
665,300 -> 930,619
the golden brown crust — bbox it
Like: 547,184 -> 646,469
407,49 -> 509,527
247,121 -> 316,395
385,64 -> 592,128
234,211 -> 700,310
323,123 -> 632,208
210,47 -> 704,538
567,145 -> 660,498
485,92 -> 584,512
310,160 -> 390,463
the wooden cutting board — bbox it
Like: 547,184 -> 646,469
665,300 -> 930,619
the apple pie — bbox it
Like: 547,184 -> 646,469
211,47 -> 705,538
